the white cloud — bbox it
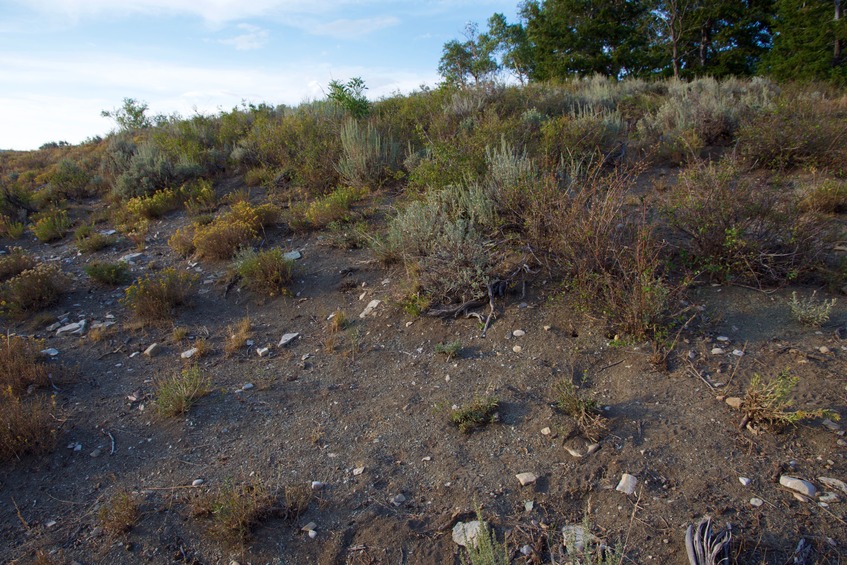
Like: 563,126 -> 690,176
307,16 -> 400,39
219,23 -> 269,50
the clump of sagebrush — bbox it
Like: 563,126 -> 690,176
192,478 -> 278,546
84,261 -> 130,286
154,365 -> 210,417
435,340 -> 461,361
289,185 -> 365,231
0,263 -> 68,319
122,268 -> 198,324
191,202 -> 279,260
451,397 -> 500,433
98,490 -> 139,537
740,370 -> 839,433
31,209 -> 72,242
74,224 -> 116,253
788,291 -> 836,327
234,247 -> 293,296
0,247 -> 36,281
554,379 -> 608,442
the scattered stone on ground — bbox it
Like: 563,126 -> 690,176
780,476 -> 817,500
181,348 -> 198,359
278,333 -> 300,346
616,473 -> 637,495
452,521 -> 483,548
143,343 -> 160,357
516,472 -> 537,486
359,299 -> 381,318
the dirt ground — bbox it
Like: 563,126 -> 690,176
1,187 -> 846,565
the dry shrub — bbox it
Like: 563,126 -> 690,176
193,478 -> 278,545
154,365 -> 210,417
234,248 -> 293,296
290,186 -> 364,231
168,226 -> 196,258
122,268 -> 198,324
0,247 -> 36,281
554,379 -> 607,442
31,209 -> 71,242
0,263 -> 68,319
0,335 -> 51,394
451,397 -> 500,434
798,179 -> 847,214
741,370 -> 839,433
191,202 -> 278,261
98,490 -> 139,537
224,318 -> 252,356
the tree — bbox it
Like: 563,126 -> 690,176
327,77 -> 371,119
487,13 -> 532,83
101,98 -> 154,131
438,22 -> 499,86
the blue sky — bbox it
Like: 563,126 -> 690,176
0,0 -> 519,150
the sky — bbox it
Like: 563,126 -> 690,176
0,0 -> 519,151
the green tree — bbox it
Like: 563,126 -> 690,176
438,22 -> 500,86
763,0 -> 847,82
486,13 -> 532,83
101,98 -> 154,131
327,77 -> 371,119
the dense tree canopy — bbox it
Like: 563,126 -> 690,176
438,0 -> 845,84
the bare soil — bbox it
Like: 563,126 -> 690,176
1,187 -> 846,565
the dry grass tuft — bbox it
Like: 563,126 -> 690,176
154,365 -> 210,417
224,318 -> 252,357
98,490 -> 140,537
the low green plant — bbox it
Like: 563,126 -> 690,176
154,365 -> 210,417
122,268 -> 198,323
563,514 -> 625,565
31,209 -> 71,242
741,370 -> 839,433
290,186 -> 365,231
450,397 -> 500,433
435,340 -> 461,361
0,217 -> 26,239
234,248 -> 293,296
554,379 -> 607,442
788,291 -> 836,327
85,261 -> 130,286
798,179 -> 847,214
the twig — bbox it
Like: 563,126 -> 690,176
102,429 -> 116,455
621,489 -> 642,562
725,341 -> 747,389
142,484 -> 201,492
686,358 -> 716,391
11,497 -> 29,530
596,360 -> 624,374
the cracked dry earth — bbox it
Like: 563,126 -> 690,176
1,204 -> 847,565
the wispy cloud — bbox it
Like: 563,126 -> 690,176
218,23 -> 269,50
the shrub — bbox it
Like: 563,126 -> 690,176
798,179 -> 847,214
50,159 -> 91,199
168,226 -> 196,258
193,478 -> 278,546
336,118 -> 400,188
193,219 -> 256,260
0,334 -> 51,394
234,248 -> 293,296
290,186 -> 364,231
788,291 -> 836,327
31,209 -> 71,242
0,247 -> 36,281
741,370 -> 839,433
123,188 -> 181,219
113,140 -> 202,199
450,397 -> 500,433
435,340 -> 461,360
554,380 -> 607,442
0,217 -> 26,239
85,261 -> 130,286
154,365 -> 210,417
122,268 -> 198,323
0,263 -> 68,319
182,179 -> 218,214
75,225 -> 116,253
98,490 -> 139,537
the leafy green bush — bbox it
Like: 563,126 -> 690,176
50,158 -> 92,199
85,261 -> 130,286
290,186 -> 364,231
113,140 -> 202,199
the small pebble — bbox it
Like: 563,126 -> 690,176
711,347 -> 725,355
725,397 -> 743,409
256,347 -> 270,357
820,346 -> 830,354
192,479 -> 204,487
717,336 -> 730,342
541,427 -> 551,435
391,494 -> 406,506
90,448 -> 102,458
352,467 -> 365,476
241,383 -> 254,390
512,329 -> 526,337
616,473 -> 637,495
739,477 -> 751,486
516,472 -> 537,486
750,497 -> 764,507
512,345 -> 522,353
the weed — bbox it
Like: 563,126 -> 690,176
234,248 -> 293,296
451,397 -> 500,433
563,514 -> 625,565
154,365 -> 210,417
31,209 -> 71,242
224,318 -> 252,357
171,326 -> 189,342
741,370 -> 839,433
435,340 -> 462,361
327,311 -> 348,334
0,263 -> 68,319
122,268 -> 198,324
124,188 -> 181,219
554,380 -> 608,442
0,334 -> 51,395
788,291 -> 836,327
192,338 -> 211,358
84,261 -> 130,286
290,186 -> 365,231
0,217 -> 26,239
459,510 -> 508,565
281,483 -> 312,523
193,478 -> 277,545
98,490 -> 139,537
0,394 -> 57,462
400,293 -> 431,317
798,179 -> 847,214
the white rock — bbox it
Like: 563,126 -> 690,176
144,343 -> 160,357
616,473 -> 637,495
711,347 -> 725,355
308,529 -> 317,539
46,322 -> 62,331
40,348 -> 59,357
780,475 -> 817,499
452,521 -> 483,548
512,345 -> 522,353
278,332 -> 300,346
352,467 -> 365,476
512,329 -> 526,337
181,348 -> 198,359
301,522 -> 317,532
541,427 -> 551,435
818,477 -> 847,496
56,321 -> 85,335
819,346 -> 831,354
391,494 -> 406,506
717,336 -> 730,342
586,443 -> 601,455
120,253 -> 143,263
241,383 -> 254,390
516,472 -> 537,486
563,525 -> 597,552
284,250 -> 302,261
359,299 -> 382,318
256,347 -> 270,357
129,352 -> 140,358
739,477 -> 752,486
311,481 -> 326,490
732,349 -> 744,357
750,497 -> 764,507
192,479 -> 204,487
725,397 -> 743,409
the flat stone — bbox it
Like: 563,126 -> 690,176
780,475 -> 817,499
40,348 -> 59,357
56,321 -> 85,335
144,343 -> 160,357
541,427 -> 551,435
711,347 -> 725,355
512,329 -> 526,337
516,472 -> 537,486
750,497 -> 764,507
822,419 -> 842,432
732,349 -> 744,356
283,250 -> 302,261
359,299 -> 382,318
120,252 -> 143,263
278,333 -> 300,346
311,481 -> 326,490
739,477 -> 752,486
46,322 -> 62,331
819,346 -> 831,354
181,348 -> 198,359
301,522 -> 317,532
717,336 -> 730,342
819,477 -> 847,496
725,397 -> 743,409
512,345 -> 522,353
90,448 -> 102,458
256,347 -> 270,357
391,494 -> 406,506
616,473 -> 637,495
352,467 -> 365,476
192,479 -> 204,487
452,521 -> 483,548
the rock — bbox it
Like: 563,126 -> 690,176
311,481 -> 326,490
616,473 -> 637,495
192,479 -> 204,487
732,349 -> 744,357
819,346 -> 831,354
541,427 -> 551,435
780,475 -> 817,499
359,299 -> 382,318
725,397 -> 743,409
822,419 -> 842,432
452,521 -> 483,548
46,322 -> 62,331
120,252 -> 143,263
284,250 -> 302,261
516,472 -> 537,486
301,522 -> 317,532
57,320 -> 86,335
586,443 -> 601,455
543,325 -> 551,331
181,348 -> 198,359
563,524 -> 597,552
564,446 -> 583,458
90,448 -> 102,458
739,477 -> 752,486
242,383 -> 254,390
278,332 -> 300,346
391,494 -> 406,506
835,326 -> 846,340
256,347 -> 270,357
512,329 -> 526,337
144,343 -> 160,357
819,477 -> 847,496
512,345 -> 522,353
308,529 -> 317,539
717,336 -> 730,342
352,467 -> 365,476
40,348 -> 59,357
711,347 -> 725,355
750,497 -> 764,507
